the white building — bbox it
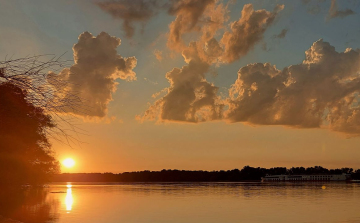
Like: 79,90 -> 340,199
261,173 -> 350,182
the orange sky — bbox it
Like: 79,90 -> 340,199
57,120 -> 360,173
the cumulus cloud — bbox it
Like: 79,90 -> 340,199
48,31 -> 137,118
139,42 -> 223,123
139,2 -> 285,123
97,0 -> 282,66
139,1 -> 230,122
196,1 -> 229,64
226,39 -> 360,135
220,4 -> 284,63
328,0 -> 355,19
141,38 -> 360,135
96,0 -> 166,38
167,0 -> 216,51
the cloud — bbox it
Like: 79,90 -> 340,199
135,1 -> 360,136
196,1 -> 230,64
328,0 -> 355,19
96,0 -> 220,42
96,0 -> 166,38
96,0 -> 280,66
153,49 -> 163,61
139,3 -> 285,123
225,39 -> 360,135
220,4 -> 284,63
274,28 -> 288,39
95,0 -> 224,44
167,0 -> 216,51
48,31 -> 137,118
139,1 -> 231,123
166,2 -> 283,64
139,42 -> 223,123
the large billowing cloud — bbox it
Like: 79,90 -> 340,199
96,0 -> 283,65
139,42 -> 222,123
139,0 -> 229,122
48,31 -> 137,118
328,0 -> 355,20
96,0 -> 166,38
139,2 -> 284,123
220,4 -> 284,63
226,39 -> 360,135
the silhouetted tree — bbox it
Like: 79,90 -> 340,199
352,169 -> 360,180
0,56 -> 81,186
0,82 -> 60,186
0,56 -> 82,143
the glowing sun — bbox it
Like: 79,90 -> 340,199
63,158 -> 75,168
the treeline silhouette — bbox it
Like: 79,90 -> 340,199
53,166 -> 360,182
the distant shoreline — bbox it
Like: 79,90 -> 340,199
53,166 -> 360,182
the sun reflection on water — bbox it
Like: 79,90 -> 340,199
65,184 -> 73,213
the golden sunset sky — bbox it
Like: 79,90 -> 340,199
1,0 -> 360,173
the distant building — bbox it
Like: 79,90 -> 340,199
261,173 -> 350,182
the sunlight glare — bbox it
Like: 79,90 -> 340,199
65,185 -> 73,212
63,158 -> 75,168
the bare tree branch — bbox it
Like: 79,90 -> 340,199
0,55 -> 87,147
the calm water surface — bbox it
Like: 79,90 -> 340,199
2,182 -> 360,223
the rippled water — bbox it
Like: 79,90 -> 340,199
2,182 -> 360,223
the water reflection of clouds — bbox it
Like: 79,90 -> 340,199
65,184 -> 73,213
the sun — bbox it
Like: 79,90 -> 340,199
63,158 -> 75,168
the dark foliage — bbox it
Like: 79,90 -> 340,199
0,82 -> 60,186
0,56 -> 83,145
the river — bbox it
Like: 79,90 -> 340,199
1,182 -> 359,223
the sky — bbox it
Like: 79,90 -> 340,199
1,0 -> 360,173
